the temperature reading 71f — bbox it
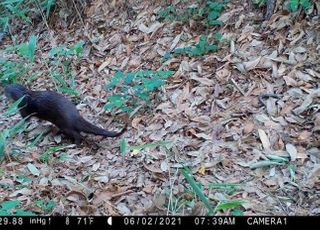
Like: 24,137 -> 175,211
77,217 -> 94,225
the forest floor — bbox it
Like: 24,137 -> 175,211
0,0 -> 320,215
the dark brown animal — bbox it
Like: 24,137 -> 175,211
5,84 -> 126,144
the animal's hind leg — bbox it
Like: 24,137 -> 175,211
61,129 -> 83,145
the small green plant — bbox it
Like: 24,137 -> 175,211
0,200 -> 35,216
288,0 -> 311,12
40,145 -> 72,163
206,1 -> 225,26
180,167 -> 247,215
214,200 -> 246,213
16,174 -> 32,185
7,35 -> 38,63
0,59 -> 29,84
249,154 -> 289,169
174,34 -> 220,56
27,132 -> 45,148
163,34 -> 221,62
167,192 -> 195,214
105,70 -> 174,113
35,199 -> 55,212
0,0 -> 56,32
157,5 -> 178,21
209,182 -> 240,195
252,0 -> 265,7
181,167 -> 215,215
157,1 -> 226,29
0,117 -> 29,158
0,98 -> 29,159
47,41 -> 85,95
288,163 -> 296,182
209,182 -> 246,214
253,0 -> 312,12
0,35 -> 37,84
0,35 -> 83,95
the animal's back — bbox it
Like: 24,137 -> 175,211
30,91 -> 81,128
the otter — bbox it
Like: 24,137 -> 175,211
4,84 -> 126,145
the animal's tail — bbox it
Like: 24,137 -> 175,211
76,117 -> 126,137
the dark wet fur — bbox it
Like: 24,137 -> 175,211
5,84 -> 126,144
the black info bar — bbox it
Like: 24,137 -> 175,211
0,216 -> 318,229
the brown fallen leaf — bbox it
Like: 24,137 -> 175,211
142,185 -> 154,194
243,122 -> 255,135
66,190 -> 87,205
143,162 -> 163,174
131,117 -> 142,129
185,128 -> 197,137
298,130 -> 312,141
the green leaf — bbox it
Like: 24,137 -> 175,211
300,0 -> 311,11
249,160 -> 285,169
128,141 -> 172,151
266,154 -> 289,163
27,35 -> 37,62
231,209 -> 244,216
40,145 -> 71,163
27,132 -> 44,148
9,116 -> 28,136
124,72 -> 136,84
288,0 -> 299,12
0,17 -> 9,32
207,2 -> 225,11
14,210 -> 35,216
120,138 -> 126,154
58,153 -> 68,161
162,52 -> 172,62
35,199 -> 55,211
4,96 -> 25,117
16,175 -> 31,184
15,35 -> 37,62
71,41 -> 85,55
214,32 -> 223,41
50,71 -> 66,86
104,103 -> 116,110
106,71 -> 124,88
215,200 -> 246,211
181,167 -> 214,215
208,11 -> 220,20
209,20 -> 223,26
108,94 -> 125,101
40,152 -> 50,163
157,70 -> 175,78
105,70 -> 174,111
144,79 -> 164,91
59,86 -> 78,96
0,131 -> 6,159
0,200 -> 20,211
253,0 -> 266,7
45,0 -> 56,19
288,163 -> 296,182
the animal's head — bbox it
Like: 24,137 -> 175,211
4,84 -> 29,101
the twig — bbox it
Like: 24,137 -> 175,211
231,78 -> 245,96
34,0 -> 50,29
72,0 -> 85,27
